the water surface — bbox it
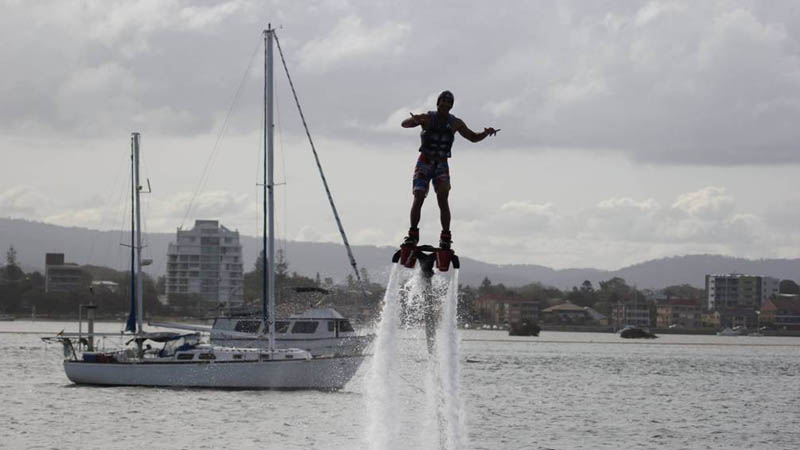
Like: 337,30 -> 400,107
1,321 -> 798,449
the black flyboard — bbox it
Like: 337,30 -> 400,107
392,244 -> 460,277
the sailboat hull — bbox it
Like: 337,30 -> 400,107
63,355 -> 364,390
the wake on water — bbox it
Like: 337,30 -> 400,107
365,265 -> 466,450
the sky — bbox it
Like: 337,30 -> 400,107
1,0 -> 800,270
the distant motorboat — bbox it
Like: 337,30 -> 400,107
717,326 -> 746,336
508,321 -> 540,337
620,326 -> 657,339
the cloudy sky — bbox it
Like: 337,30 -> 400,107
2,0 -> 800,270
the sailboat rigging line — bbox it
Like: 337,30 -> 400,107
273,65 -> 287,264
273,32 -> 368,300
89,152 -> 128,269
179,37 -> 262,231
86,155 -> 115,264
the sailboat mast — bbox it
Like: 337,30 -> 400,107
133,132 -> 145,335
264,26 -> 276,352
126,134 -> 136,334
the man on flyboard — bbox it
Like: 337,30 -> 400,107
401,90 -> 499,250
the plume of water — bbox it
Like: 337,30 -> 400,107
435,269 -> 467,449
365,264 -> 403,450
365,265 -> 466,450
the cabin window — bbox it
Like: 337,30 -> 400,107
234,320 -> 262,334
328,321 -> 335,332
339,320 -> 354,332
275,321 -> 290,333
233,354 -> 243,360
198,353 -> 216,360
176,353 -> 194,360
291,321 -> 318,334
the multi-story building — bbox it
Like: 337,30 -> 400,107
507,299 -> 541,326
705,274 -> 780,310
166,220 -> 244,307
45,253 -> 85,293
611,301 -> 651,327
541,301 -> 590,324
656,298 -> 702,328
761,277 -> 780,305
473,294 -> 540,326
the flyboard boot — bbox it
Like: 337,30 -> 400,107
436,230 -> 454,272
399,227 -> 419,268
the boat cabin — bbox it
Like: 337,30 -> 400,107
211,308 -> 356,339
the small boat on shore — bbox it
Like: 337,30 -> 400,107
620,326 -> 657,339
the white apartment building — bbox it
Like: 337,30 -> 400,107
166,220 -> 244,306
761,276 -> 780,306
705,273 -> 781,310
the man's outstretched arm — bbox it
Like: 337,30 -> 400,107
402,113 -> 429,128
455,119 -> 500,142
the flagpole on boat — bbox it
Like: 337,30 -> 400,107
264,26 -> 276,353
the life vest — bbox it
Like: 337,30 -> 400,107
419,111 -> 456,159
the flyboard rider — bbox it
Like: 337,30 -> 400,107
401,90 -> 499,249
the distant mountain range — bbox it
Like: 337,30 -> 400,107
2,217 -> 799,289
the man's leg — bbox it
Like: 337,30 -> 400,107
433,161 -> 452,248
407,155 -> 432,245
435,188 -> 450,232
435,182 -> 452,248
410,191 -> 425,229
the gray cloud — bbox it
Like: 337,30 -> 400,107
439,186 -> 781,267
3,1 -> 800,165
0,186 -> 49,218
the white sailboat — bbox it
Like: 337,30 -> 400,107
45,27 -> 365,389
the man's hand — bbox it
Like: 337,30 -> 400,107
409,113 -> 426,125
484,127 -> 500,137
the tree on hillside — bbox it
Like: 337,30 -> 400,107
663,284 -> 704,300
598,277 -> 631,302
567,280 -> 598,307
479,277 -> 492,294
276,249 -> 288,278
6,245 -> 18,267
3,245 -> 24,282
514,282 -> 562,302
594,277 -> 635,315
476,276 -> 513,297
779,279 -> 800,295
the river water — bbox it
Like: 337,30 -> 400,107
1,320 -> 799,450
